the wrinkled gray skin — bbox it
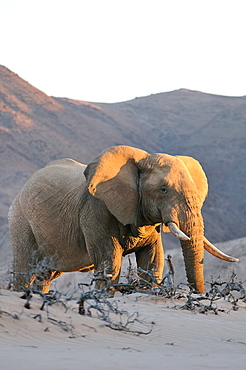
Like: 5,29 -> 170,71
9,145 -> 238,294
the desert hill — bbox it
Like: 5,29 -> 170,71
0,65 -> 245,274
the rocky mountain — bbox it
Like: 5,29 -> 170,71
0,65 -> 245,268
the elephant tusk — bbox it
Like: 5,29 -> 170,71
166,222 -> 190,241
203,237 -> 239,262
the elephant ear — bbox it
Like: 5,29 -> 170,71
176,155 -> 208,207
84,145 -> 149,225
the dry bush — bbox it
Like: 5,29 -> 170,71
5,254 -> 246,335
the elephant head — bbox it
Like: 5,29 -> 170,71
85,145 -> 238,293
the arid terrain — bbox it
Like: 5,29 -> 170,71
0,65 -> 245,369
1,238 -> 246,370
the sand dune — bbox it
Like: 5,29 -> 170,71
1,285 -> 245,369
1,238 -> 246,369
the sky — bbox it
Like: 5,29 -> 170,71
1,0 -> 246,103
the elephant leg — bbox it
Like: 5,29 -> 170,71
31,270 -> 63,294
87,238 -> 123,291
135,234 -> 164,285
94,267 -> 121,291
9,205 -> 40,291
9,201 -> 61,294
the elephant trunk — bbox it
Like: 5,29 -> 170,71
179,209 -> 205,293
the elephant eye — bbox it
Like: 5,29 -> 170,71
160,186 -> 168,194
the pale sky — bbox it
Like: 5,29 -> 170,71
1,0 -> 245,103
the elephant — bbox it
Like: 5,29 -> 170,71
8,145 -> 238,294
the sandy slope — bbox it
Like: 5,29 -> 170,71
1,238 -> 246,370
1,288 -> 246,370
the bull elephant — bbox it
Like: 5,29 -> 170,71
9,145 -> 238,294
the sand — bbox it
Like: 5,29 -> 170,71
1,239 -> 246,369
1,281 -> 246,369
